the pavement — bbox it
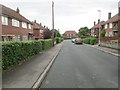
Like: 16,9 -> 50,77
2,42 -> 63,89
40,40 -> 118,88
84,44 -> 119,57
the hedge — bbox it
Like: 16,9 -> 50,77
55,37 -> 64,44
2,39 -> 52,70
83,37 -> 96,45
40,39 -> 53,50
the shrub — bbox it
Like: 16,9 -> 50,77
55,37 -> 64,44
2,39 -> 53,70
90,38 -> 96,45
84,38 -> 90,44
40,39 -> 53,50
83,37 -> 96,45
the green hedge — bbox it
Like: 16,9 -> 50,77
55,37 -> 64,44
83,37 -> 96,45
2,39 -> 53,70
40,39 -> 53,50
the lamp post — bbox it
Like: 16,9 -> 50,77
98,10 -> 101,46
52,1 -> 55,46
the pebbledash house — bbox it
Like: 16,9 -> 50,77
0,4 -> 33,41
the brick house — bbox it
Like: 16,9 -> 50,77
91,12 -> 119,38
63,31 -> 77,39
91,20 -> 105,37
32,20 -> 45,40
104,13 -> 118,37
0,4 -> 33,41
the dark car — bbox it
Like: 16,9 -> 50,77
74,38 -> 83,44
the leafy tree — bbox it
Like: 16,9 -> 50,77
51,29 -> 61,38
100,29 -> 106,37
43,29 -> 52,39
78,26 -> 89,37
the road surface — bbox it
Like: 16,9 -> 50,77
40,40 -> 118,88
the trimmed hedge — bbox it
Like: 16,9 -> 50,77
55,37 -> 64,44
2,39 -> 53,70
83,37 -> 96,45
40,39 -> 53,50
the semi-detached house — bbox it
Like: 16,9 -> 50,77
0,4 -> 33,41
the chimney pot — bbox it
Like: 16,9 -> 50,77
108,12 -> 111,19
98,19 -> 100,24
94,21 -> 96,26
16,7 -> 20,13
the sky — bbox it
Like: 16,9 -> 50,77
0,0 -> 119,34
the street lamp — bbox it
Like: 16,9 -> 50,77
52,1 -> 55,46
98,10 -> 101,46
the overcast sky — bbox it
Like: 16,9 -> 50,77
1,0 -> 119,34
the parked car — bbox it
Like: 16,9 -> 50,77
71,38 -> 75,43
74,38 -> 83,44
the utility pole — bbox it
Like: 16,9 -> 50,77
98,10 -> 101,46
52,1 -> 55,46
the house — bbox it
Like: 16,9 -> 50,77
0,4 -> 33,41
104,13 -> 118,37
91,20 -> 105,37
32,20 -> 45,40
63,31 -> 77,39
91,12 -> 119,38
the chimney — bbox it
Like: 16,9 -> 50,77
94,21 -> 96,26
40,23 -> 42,26
16,7 -> 20,13
34,20 -> 36,23
98,19 -> 100,24
108,12 -> 111,19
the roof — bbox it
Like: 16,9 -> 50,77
32,21 -> 46,30
64,31 -> 77,34
1,4 -> 32,24
32,22 -> 40,30
91,21 -> 105,29
105,14 -> 118,24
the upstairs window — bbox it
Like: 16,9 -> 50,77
2,16 -> 8,25
12,19 -> 20,27
109,23 -> 112,28
105,24 -> 107,29
28,24 -> 31,29
22,22 -> 27,28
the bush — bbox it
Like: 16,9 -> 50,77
40,39 -> 53,50
84,38 -> 90,44
83,37 -> 96,45
55,37 -> 64,44
90,38 -> 96,45
2,39 -> 53,70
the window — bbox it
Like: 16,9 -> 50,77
22,22 -> 27,28
105,24 -> 107,29
109,23 -> 112,28
12,19 -> 20,27
28,24 -> 31,29
2,16 -> 8,25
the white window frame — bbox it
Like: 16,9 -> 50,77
22,22 -> 27,29
2,16 -> 8,25
12,19 -> 20,27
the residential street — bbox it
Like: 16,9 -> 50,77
40,40 -> 118,88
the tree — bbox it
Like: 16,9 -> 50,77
51,29 -> 61,38
43,29 -> 52,39
78,27 -> 89,37
100,29 -> 106,37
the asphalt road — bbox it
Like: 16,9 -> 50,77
40,40 -> 118,88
